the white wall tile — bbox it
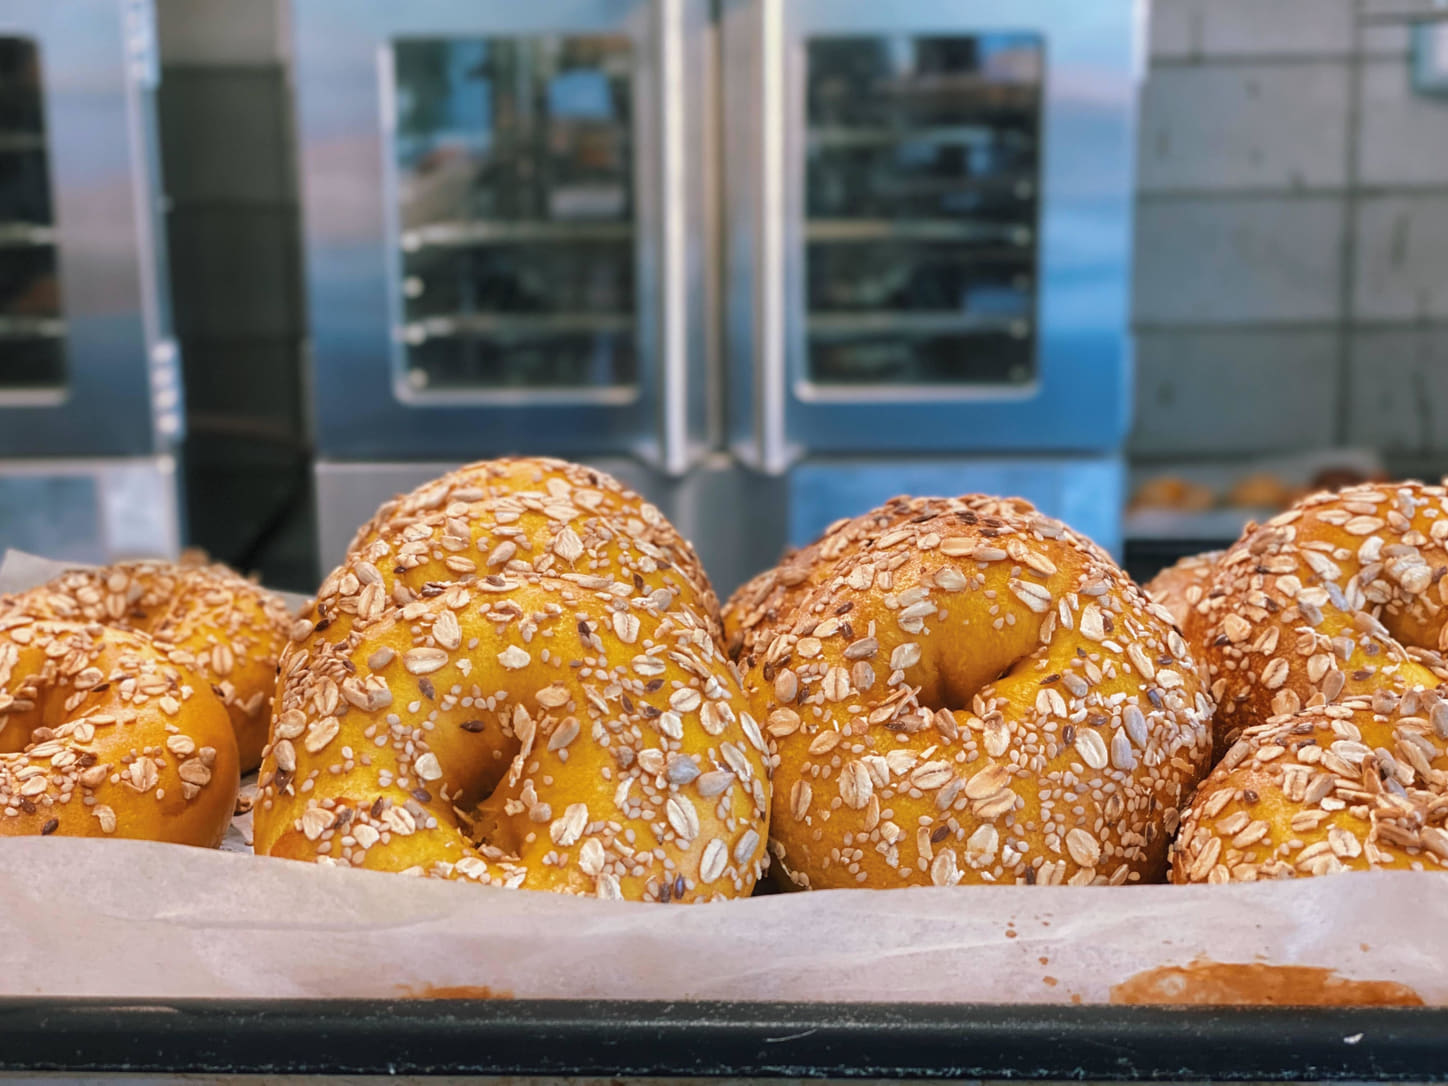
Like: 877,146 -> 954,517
1353,195 -> 1448,320
156,0 -> 287,65
1148,0 -> 1355,59
1361,22 -> 1414,56
1357,57 -> 1448,185
1130,328 -> 1340,455
1346,327 -> 1448,451
1134,197 -> 1346,324
1138,63 -> 1349,191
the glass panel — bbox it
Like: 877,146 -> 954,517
0,37 -> 66,391
804,34 -> 1041,388
392,36 -> 636,395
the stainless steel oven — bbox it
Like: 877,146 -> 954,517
0,0 -> 181,562
294,0 -> 717,562
721,0 -> 1138,562
294,0 -> 1139,593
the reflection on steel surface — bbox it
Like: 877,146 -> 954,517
391,35 -> 637,395
0,36 -> 65,391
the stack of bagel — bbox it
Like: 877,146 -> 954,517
252,458 -> 772,902
1149,482 -> 1448,882
6,452 -> 1442,899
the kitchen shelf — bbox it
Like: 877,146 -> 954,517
808,310 -> 1028,338
807,218 -> 1031,244
0,221 -> 55,247
0,314 -> 63,339
807,123 -> 1032,150
0,132 -> 44,153
402,311 -> 633,341
400,220 -> 632,251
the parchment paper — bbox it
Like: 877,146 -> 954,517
0,837 -> 1439,1003
0,550 -> 1443,1005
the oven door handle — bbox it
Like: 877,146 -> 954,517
755,0 -> 789,474
655,0 -> 691,477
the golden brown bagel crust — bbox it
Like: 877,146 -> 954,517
254,459 -> 770,902
738,499 -> 1214,889
722,494 -> 1037,663
1142,551 -> 1222,632
8,561 -> 293,772
1170,689 -> 1448,882
0,618 -> 239,845
348,457 -> 719,633
1191,482 -> 1448,762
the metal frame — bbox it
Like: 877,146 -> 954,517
0,998 -> 1442,1079
0,0 -> 179,458
292,0 -> 714,471
724,0 -> 1142,471
0,455 -> 179,561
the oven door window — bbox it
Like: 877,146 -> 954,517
391,36 -> 636,399
0,37 -> 65,394
804,34 -> 1041,392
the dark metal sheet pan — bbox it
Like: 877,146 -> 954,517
0,999 -> 1443,1080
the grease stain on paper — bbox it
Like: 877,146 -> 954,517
1110,959 -> 1422,1006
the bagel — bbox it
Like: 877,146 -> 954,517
1186,482 -> 1448,762
1170,689 -> 1448,882
736,498 -> 1214,889
1142,551 -> 1222,632
254,459 -> 771,902
0,617 -> 239,844
8,560 -> 293,772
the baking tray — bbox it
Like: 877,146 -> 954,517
0,999 -> 1445,1080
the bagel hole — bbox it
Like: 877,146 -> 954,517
919,660 -> 1026,720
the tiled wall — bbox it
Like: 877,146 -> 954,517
154,0 -> 314,589
1130,0 -> 1448,468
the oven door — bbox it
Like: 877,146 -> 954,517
0,0 -> 177,459
294,0 -> 714,474
723,0 -> 1140,471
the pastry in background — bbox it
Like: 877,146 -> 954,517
1130,475 -> 1215,513
1224,472 -> 1294,510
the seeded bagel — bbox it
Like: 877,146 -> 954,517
1142,551 -> 1222,632
1188,482 -> 1448,762
0,618 -> 238,844
254,458 -> 770,902
8,560 -> 293,772
1171,689 -> 1448,882
737,498 -> 1214,889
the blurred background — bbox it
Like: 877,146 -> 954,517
0,0 -> 1444,594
